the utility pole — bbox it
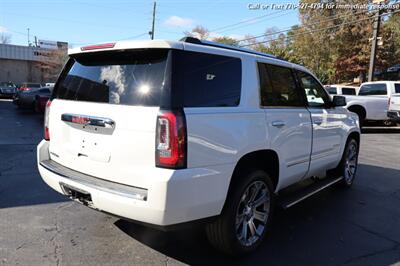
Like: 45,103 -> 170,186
34,36 -> 38,47
27,28 -> 30,46
149,1 -> 156,40
368,3 -> 383,82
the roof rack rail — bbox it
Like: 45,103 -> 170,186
179,37 -> 279,60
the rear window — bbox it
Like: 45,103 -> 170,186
54,49 -> 169,106
341,87 -> 356,95
395,84 -> 400,93
0,82 -> 15,87
358,83 -> 387,96
326,87 -> 337,94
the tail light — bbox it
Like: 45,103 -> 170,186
18,87 -> 30,92
155,109 -> 187,169
388,97 -> 391,106
44,100 -> 52,140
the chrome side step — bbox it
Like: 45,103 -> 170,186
278,176 -> 343,209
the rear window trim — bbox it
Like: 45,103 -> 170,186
52,49 -> 171,107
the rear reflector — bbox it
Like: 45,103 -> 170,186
80,43 -> 115,51
155,109 -> 187,169
44,100 -> 52,140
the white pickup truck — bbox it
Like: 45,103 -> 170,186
345,81 -> 400,126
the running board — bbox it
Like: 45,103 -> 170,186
278,176 -> 343,209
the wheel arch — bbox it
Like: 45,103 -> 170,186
227,149 -> 280,198
347,104 -> 367,120
347,131 -> 360,146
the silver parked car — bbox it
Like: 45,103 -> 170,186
0,81 -> 17,98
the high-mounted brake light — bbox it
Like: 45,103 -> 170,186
155,110 -> 187,169
80,43 -> 115,51
44,100 -> 52,140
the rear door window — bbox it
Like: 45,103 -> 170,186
341,87 -> 356,95
326,87 -> 337,94
258,63 -> 304,107
358,83 -> 387,96
54,49 -> 169,106
395,84 -> 400,93
176,51 -> 242,107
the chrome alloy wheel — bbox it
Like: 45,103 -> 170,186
344,141 -> 358,184
235,180 -> 270,247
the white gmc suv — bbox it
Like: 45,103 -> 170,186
37,37 -> 360,255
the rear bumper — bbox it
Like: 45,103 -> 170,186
387,111 -> 400,122
37,140 -> 231,226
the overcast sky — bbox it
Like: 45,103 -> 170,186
0,0 -> 299,47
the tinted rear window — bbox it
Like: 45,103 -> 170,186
175,51 -> 241,107
54,49 -> 169,106
341,87 -> 356,95
358,83 -> 387,96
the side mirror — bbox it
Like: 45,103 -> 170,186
332,95 -> 346,107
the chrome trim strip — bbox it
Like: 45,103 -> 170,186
284,177 -> 343,208
40,159 -> 147,201
287,158 -> 309,167
61,113 -> 115,129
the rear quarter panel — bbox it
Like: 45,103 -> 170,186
185,108 -> 268,168
345,95 -> 388,120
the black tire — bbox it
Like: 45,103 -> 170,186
205,169 -> 274,255
34,99 -> 40,113
336,138 -> 359,187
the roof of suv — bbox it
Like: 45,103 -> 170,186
69,38 -> 311,75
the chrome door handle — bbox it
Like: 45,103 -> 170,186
272,120 -> 286,127
61,113 -> 115,129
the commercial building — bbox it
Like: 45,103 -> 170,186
0,41 -> 67,84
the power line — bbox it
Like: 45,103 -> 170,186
117,32 -> 149,41
216,10 -> 297,34
240,9 -> 400,47
209,10 -> 287,33
238,8 -> 371,44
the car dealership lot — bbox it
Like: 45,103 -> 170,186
1,99 -> 400,266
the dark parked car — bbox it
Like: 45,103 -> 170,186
17,82 -> 42,93
0,81 -> 17,98
14,86 -> 53,109
387,64 -> 400,72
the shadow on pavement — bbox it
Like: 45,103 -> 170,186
115,163 -> 400,266
0,146 -> 68,209
362,127 -> 400,134
0,101 -> 65,209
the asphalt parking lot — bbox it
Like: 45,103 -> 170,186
1,99 -> 400,266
